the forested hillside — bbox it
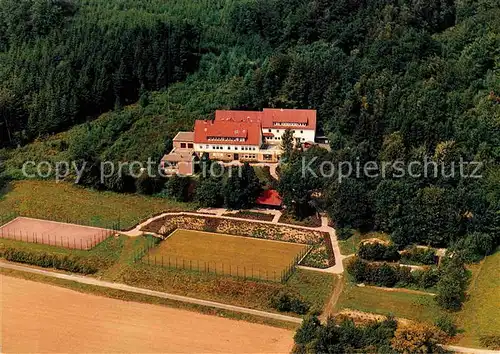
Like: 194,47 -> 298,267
1,0 -> 499,252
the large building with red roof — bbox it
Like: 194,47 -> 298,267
162,108 -> 317,174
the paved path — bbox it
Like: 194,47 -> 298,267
441,345 -> 500,354
122,211 -> 344,274
0,261 -> 302,324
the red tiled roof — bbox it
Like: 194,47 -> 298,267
262,108 -> 316,130
194,120 -> 261,146
215,110 -> 263,123
256,189 -> 283,207
263,132 -> 274,137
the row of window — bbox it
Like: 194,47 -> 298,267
205,145 -> 257,151
242,154 -> 257,159
266,136 -> 306,141
267,129 -> 304,134
180,143 -> 194,149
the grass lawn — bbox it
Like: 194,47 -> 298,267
0,180 -> 195,229
338,230 -> 391,255
335,277 -> 444,323
454,250 -> 500,349
145,229 -> 309,282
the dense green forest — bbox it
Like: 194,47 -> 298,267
1,0 -> 499,255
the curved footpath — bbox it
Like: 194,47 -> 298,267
122,211 -> 345,274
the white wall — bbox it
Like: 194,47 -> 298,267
263,128 -> 315,145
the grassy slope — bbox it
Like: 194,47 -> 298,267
338,231 -> 391,255
0,180 -> 195,229
335,277 -> 445,323
454,251 -> 500,348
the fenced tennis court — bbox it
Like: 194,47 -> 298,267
0,217 -> 115,250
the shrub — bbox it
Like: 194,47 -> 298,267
358,242 -> 400,262
391,323 -> 446,354
435,256 -> 470,310
2,247 -> 97,274
453,232 -> 498,263
270,290 -> 310,315
346,256 -> 368,282
135,173 -> 165,195
413,268 -> 439,289
435,316 -> 457,337
294,316 -> 321,345
401,246 -> 437,265
337,228 -> 354,240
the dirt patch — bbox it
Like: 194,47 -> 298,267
360,238 -> 390,246
1,275 -> 294,353
0,217 -> 113,250
336,309 -> 412,326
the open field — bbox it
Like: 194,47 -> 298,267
0,180 -> 195,230
454,251 -> 500,349
335,277 -> 444,323
1,275 -> 294,353
145,229 -> 309,282
338,230 -> 391,255
0,217 -> 112,250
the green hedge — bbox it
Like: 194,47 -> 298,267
2,247 -> 98,274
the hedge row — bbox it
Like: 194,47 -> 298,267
400,246 -> 437,265
2,247 -> 98,274
358,242 -> 400,262
346,257 -> 438,289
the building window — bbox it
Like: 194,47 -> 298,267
181,143 -> 186,148
268,129 -> 272,133
227,146 -> 231,150
235,147 -> 238,150
276,130 -> 280,133
212,146 -> 216,149
206,145 -> 209,149
188,143 -> 193,149
300,131 -> 303,134
302,138 -> 305,141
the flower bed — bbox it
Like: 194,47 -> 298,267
142,214 -> 327,245
278,212 -> 322,228
222,211 -> 275,222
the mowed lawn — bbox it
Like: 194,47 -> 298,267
455,251 -> 500,348
0,180 -> 195,230
335,279 -> 444,323
146,229 -> 309,281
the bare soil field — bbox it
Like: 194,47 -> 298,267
0,275 -> 294,353
0,217 -> 112,250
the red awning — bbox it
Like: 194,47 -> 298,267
256,190 -> 282,207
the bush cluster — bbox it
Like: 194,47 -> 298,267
358,242 -> 400,262
2,247 -> 98,274
336,228 -> 354,241
270,290 -> 310,315
400,246 -> 437,265
346,257 -> 438,289
294,315 -> 398,353
452,232 -> 499,263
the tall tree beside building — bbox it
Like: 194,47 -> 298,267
281,129 -> 294,161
